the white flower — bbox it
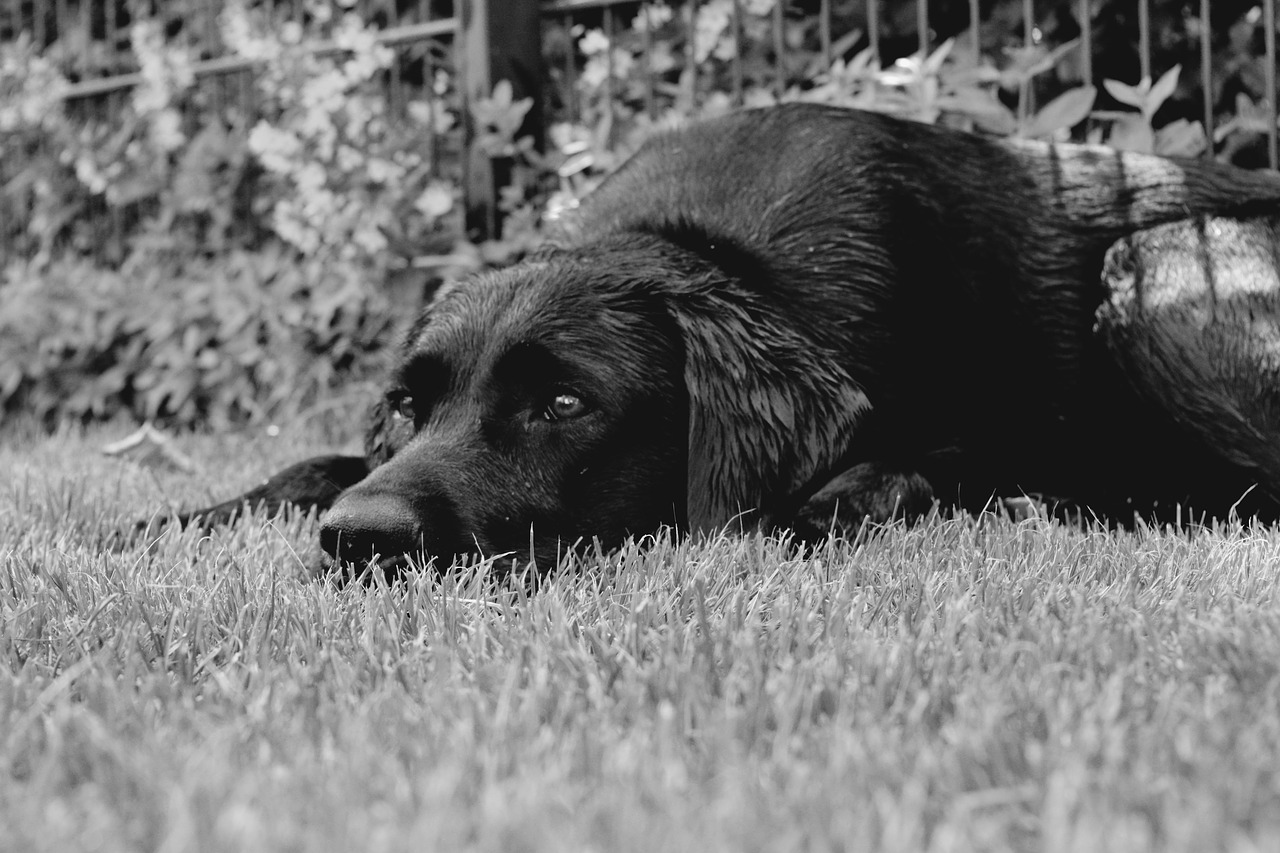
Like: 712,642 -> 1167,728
581,56 -> 609,90
149,108 -> 186,152
336,145 -> 363,173
581,48 -> 634,90
632,4 -> 674,32
272,199 -> 319,253
414,180 -> 454,221
366,156 -> 404,184
304,0 -> 331,23
248,121 -> 303,174
578,29 -> 609,56
220,1 -> 276,61
695,0 -> 732,63
300,69 -> 347,112
352,221 -> 387,255
408,99 -> 455,133
334,12 -> 390,74
74,155 -> 108,194
648,41 -> 677,74
294,161 -> 327,194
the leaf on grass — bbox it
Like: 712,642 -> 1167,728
101,423 -> 196,473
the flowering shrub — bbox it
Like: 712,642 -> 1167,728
1,0 -> 1277,429
224,0 -> 459,263
0,248 -> 392,427
0,21 -> 259,264
0,1 -> 457,428
535,0 -> 1280,216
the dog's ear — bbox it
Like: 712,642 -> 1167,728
673,298 -> 871,534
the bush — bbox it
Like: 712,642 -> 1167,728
0,248 -> 393,428
2,0 -> 1278,431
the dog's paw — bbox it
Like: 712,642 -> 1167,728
794,461 -> 935,536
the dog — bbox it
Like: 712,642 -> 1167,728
165,103 -> 1280,575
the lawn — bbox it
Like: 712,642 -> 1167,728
3,422 -> 1280,852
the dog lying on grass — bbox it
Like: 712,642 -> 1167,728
160,103 -> 1280,576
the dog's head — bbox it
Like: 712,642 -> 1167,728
320,234 -> 868,575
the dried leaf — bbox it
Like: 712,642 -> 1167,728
102,423 -> 196,473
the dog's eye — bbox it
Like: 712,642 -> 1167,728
545,393 -> 587,420
390,393 -> 416,421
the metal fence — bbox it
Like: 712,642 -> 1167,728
539,0 -> 1279,166
2,0 -> 1278,261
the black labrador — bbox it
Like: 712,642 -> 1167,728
163,104 -> 1280,574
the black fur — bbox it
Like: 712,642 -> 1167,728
166,104 -> 1280,574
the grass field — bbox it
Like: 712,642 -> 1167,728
3,422 -> 1280,852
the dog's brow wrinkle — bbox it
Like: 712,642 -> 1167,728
395,351 -> 452,393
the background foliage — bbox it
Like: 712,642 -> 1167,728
1,0 -> 1277,429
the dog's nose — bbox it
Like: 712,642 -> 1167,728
320,493 -> 424,568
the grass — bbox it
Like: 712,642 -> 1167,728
3,422 -> 1280,852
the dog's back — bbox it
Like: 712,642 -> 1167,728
570,104 -> 1280,515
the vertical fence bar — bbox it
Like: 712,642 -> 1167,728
1078,0 -> 1092,86
731,0 -> 743,104
773,0 -> 784,98
423,0 -> 439,179
819,0 -> 831,67
79,0 -> 90,64
916,0 -> 927,57
1199,0 -> 1212,156
106,0 -> 120,67
642,6 -> 657,118
1137,0 -> 1150,81
1266,0 -> 1278,168
564,13 -> 578,120
389,20 -> 406,117
968,0 -> 979,67
33,0 -> 45,47
460,0 -> 543,242
1022,0 -> 1034,116
867,0 -> 879,61
685,0 -> 698,111
207,0 -> 226,117
55,0 -> 65,49
603,5 -> 615,137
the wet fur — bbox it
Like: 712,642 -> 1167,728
172,104 -> 1280,571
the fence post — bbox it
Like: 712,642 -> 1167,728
459,0 -> 544,243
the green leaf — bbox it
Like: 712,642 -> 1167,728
1021,86 -> 1096,139
1146,65 -> 1181,117
1106,114 -> 1155,153
1102,77 -> 1149,110
1154,119 -> 1206,157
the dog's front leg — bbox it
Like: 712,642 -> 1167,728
130,453 -> 371,538
792,461 -> 935,537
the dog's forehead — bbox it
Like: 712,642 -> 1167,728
407,261 -> 621,359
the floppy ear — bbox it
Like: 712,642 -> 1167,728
673,296 -> 871,534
